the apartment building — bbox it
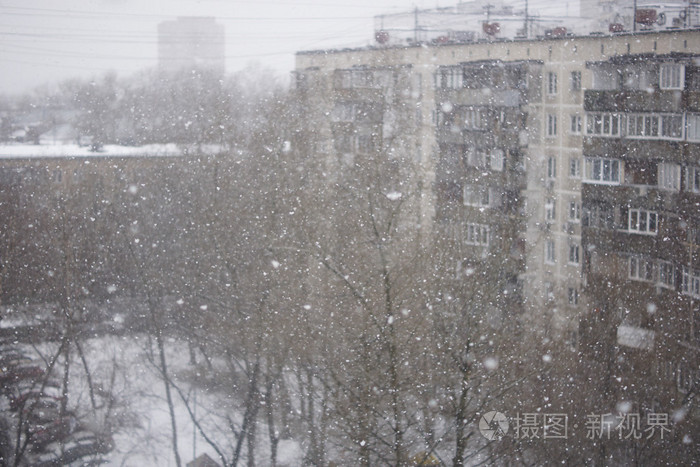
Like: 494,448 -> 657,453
295,29 -> 700,424
580,52 -> 700,410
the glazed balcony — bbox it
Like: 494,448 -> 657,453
584,89 -> 700,113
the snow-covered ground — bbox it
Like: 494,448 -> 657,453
70,334 -> 303,467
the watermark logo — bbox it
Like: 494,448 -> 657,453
479,411 -> 509,440
478,410 -> 672,441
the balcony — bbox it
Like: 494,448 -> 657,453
583,137 -> 685,163
582,183 -> 668,208
617,324 -> 655,351
437,88 -> 523,107
584,89 -> 690,113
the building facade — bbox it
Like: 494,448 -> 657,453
295,29 -> 700,441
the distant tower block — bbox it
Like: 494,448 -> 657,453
158,17 -> 225,74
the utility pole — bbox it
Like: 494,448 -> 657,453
524,0 -> 529,39
414,7 -> 418,43
485,3 -> 494,23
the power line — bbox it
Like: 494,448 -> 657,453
0,5 -> 376,22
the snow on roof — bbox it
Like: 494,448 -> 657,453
0,143 -> 212,159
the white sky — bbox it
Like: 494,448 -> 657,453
0,0 -> 571,95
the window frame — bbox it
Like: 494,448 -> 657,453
629,256 -> 655,282
464,184 -> 491,208
545,239 -> 556,264
569,158 -> 581,178
657,260 -> 675,289
465,223 -> 490,246
583,157 -> 621,185
568,243 -> 580,265
570,71 -> 582,92
546,113 -> 557,137
585,112 -> 621,137
627,209 -> 658,235
570,114 -> 582,135
568,201 -> 581,222
686,166 -> 700,193
626,113 -> 683,140
686,113 -> 700,142
547,71 -> 558,95
659,63 -> 685,90
682,266 -> 700,298
547,156 -> 557,179
544,198 -> 556,222
658,162 -> 680,191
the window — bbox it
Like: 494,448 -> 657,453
681,266 -> 700,298
586,113 -> 620,137
569,158 -> 580,178
356,133 -> 374,154
568,287 -> 579,305
583,158 -> 621,184
661,114 -> 683,139
658,163 -> 680,191
438,66 -> 464,89
628,209 -> 658,235
568,243 -> 580,264
547,72 -> 558,95
627,113 -> 659,138
545,198 -> 556,221
546,113 -> 557,137
466,148 -> 489,168
336,69 -> 376,89
331,102 -> 355,122
623,65 -> 654,90
545,239 -> 556,264
687,114 -> 700,141
659,63 -> 685,90
629,257 -> 655,282
627,113 -> 684,140
544,281 -> 555,301
351,70 -> 373,88
686,166 -> 700,193
489,149 -> 504,171
464,185 -> 490,207
570,115 -> 582,134
466,223 -> 490,246
568,201 -> 581,222
658,261 -> 675,289
584,204 -> 614,229
463,107 -> 484,130
570,71 -> 581,92
547,157 -> 557,179
334,133 -> 353,153
52,169 -> 62,183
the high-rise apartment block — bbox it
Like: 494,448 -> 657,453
295,27 -> 700,425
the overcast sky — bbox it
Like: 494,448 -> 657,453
0,0 -> 567,95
